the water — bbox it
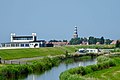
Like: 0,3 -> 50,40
22,59 -> 96,80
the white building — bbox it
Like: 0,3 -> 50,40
0,33 -> 46,49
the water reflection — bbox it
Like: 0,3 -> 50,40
22,59 -> 96,80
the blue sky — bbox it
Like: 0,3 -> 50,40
0,0 -> 120,42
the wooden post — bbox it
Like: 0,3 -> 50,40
4,60 -> 5,64
19,61 -> 20,65
11,61 -> 12,64
0,58 -> 1,64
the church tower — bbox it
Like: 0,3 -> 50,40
73,26 -> 78,38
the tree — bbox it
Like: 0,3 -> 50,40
49,40 -> 58,42
105,39 -> 112,44
63,40 -> 68,42
83,37 -> 88,42
116,40 -> 120,48
100,37 -> 104,44
96,38 -> 101,42
69,38 -> 81,45
88,36 -> 96,44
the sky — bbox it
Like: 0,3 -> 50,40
0,0 -> 120,42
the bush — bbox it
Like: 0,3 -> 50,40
0,66 -> 18,78
97,56 -> 110,63
88,65 -> 98,71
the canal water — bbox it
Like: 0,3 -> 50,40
22,58 -> 96,80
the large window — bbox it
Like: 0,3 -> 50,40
13,36 -> 33,40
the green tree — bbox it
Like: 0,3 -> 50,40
83,37 -> 88,42
69,38 -> 80,45
105,39 -> 112,44
88,36 -> 96,44
116,40 -> 120,48
100,37 -> 104,44
96,38 -> 101,42
63,40 -> 68,42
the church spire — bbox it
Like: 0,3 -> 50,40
73,26 -> 78,38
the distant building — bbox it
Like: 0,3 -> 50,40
73,26 -> 78,38
0,33 -> 53,49
50,42 -> 69,47
81,41 -> 89,45
111,40 -> 117,45
96,42 -> 100,45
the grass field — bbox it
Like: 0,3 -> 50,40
0,47 -> 65,60
0,45 -> 115,60
0,46 -> 78,60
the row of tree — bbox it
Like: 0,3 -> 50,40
49,40 -> 68,42
49,38 -> 120,48
69,36 -> 113,45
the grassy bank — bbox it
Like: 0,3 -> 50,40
0,47 -> 66,60
0,45 -> 115,60
84,57 -> 120,80
0,55 -> 94,80
59,56 -> 116,80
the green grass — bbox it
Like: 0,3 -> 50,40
85,66 -> 120,80
0,45 -> 114,60
84,57 -> 120,80
0,47 -> 66,60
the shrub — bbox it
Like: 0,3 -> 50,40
97,56 -> 110,63
88,65 -> 98,71
0,66 -> 18,78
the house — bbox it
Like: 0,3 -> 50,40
51,42 -> 69,46
111,40 -> 117,45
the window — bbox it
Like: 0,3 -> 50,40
1,44 -> 5,47
15,44 -> 19,47
90,50 -> 93,52
21,44 -> 24,47
11,44 -> 15,47
13,36 -> 33,40
6,44 -> 10,47
25,44 -> 29,47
